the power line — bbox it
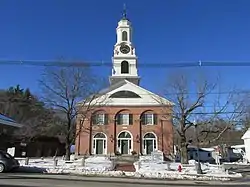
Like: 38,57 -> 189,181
77,111 -> 246,115
2,59 -> 250,67
102,91 -> 250,96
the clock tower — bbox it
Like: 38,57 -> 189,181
109,8 -> 140,86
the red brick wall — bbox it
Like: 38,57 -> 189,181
75,105 -> 173,157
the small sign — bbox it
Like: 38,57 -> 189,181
7,147 -> 15,157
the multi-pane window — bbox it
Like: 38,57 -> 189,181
117,114 -> 132,125
142,113 -> 157,125
96,114 -> 105,125
92,114 -> 107,125
145,114 -> 153,125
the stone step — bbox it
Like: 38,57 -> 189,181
114,156 -> 138,161
114,160 -> 135,164
114,163 -> 136,172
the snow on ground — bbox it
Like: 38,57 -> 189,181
17,156 -> 114,173
84,156 -> 113,171
16,156 -> 242,181
133,159 -> 242,181
223,162 -> 250,165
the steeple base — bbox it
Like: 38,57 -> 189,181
109,76 -> 140,86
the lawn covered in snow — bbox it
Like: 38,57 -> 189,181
16,156 -> 242,181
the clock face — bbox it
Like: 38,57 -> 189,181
120,45 -> 130,54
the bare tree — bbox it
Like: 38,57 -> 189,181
39,66 -> 106,160
162,72 -> 243,164
239,93 -> 250,131
196,91 -> 245,146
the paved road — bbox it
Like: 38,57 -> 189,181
1,173 -> 250,187
231,166 -> 250,176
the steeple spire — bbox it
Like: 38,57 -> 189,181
110,6 -> 140,86
122,3 -> 127,20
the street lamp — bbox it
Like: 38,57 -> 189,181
194,120 -> 202,174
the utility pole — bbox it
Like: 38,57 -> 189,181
194,120 -> 202,174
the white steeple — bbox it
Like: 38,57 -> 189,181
109,6 -> 140,86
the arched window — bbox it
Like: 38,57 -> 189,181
122,31 -> 128,41
93,133 -> 107,155
94,133 -> 106,138
144,133 -> 156,139
143,132 -> 157,155
109,91 -> 141,98
121,61 -> 129,74
118,131 -> 132,138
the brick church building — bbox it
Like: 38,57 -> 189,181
75,11 -> 174,158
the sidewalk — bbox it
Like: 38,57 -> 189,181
2,173 -> 233,186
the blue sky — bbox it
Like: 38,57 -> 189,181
0,0 -> 250,100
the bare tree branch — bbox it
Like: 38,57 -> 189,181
39,65 -> 106,160
159,71 -> 243,164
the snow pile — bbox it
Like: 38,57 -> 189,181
134,160 -> 170,172
188,160 -> 196,165
16,156 -> 242,181
47,170 -> 240,181
84,156 -> 114,171
223,162 -> 250,166
133,158 -> 242,180
139,155 -> 155,162
18,158 -> 67,169
17,156 -> 113,173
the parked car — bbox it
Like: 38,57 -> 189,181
0,150 -> 19,172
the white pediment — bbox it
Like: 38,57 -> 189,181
81,80 -> 174,107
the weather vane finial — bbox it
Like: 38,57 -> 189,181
122,3 -> 127,19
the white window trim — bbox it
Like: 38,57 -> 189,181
117,138 -> 133,155
117,131 -> 133,155
145,114 -> 154,125
92,136 -> 107,155
143,133 -> 158,155
120,114 -> 130,125
96,114 -> 105,125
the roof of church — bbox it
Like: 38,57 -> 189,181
98,79 -> 128,95
79,79 -> 174,107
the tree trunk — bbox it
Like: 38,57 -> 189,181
65,118 -> 71,161
65,136 -> 71,161
65,129 -> 71,160
180,136 -> 188,164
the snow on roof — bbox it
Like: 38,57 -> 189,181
242,128 -> 250,140
231,144 -> 245,149
187,145 -> 214,152
200,148 -> 214,152
0,114 -> 23,128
